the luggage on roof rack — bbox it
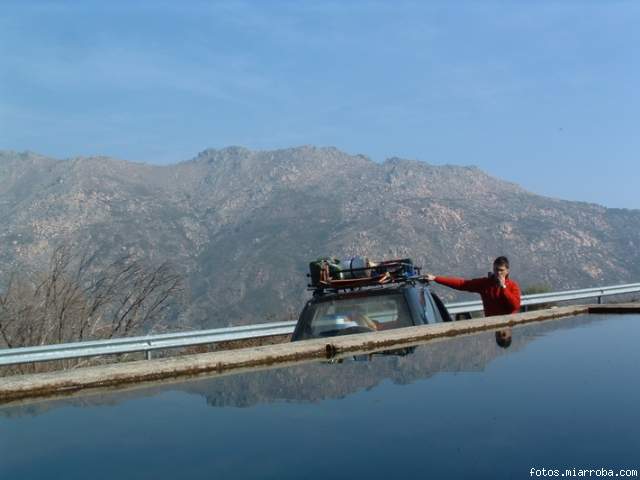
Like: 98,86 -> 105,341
308,256 -> 373,285
308,257 -> 342,286
307,257 -> 420,291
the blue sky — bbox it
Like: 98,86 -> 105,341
1,1 -> 638,209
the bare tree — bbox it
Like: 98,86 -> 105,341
0,245 -> 185,350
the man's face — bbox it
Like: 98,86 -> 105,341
493,263 -> 509,278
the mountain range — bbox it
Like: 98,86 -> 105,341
1,146 -> 638,328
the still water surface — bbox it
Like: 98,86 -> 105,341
1,314 -> 639,479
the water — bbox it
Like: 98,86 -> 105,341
1,314 -> 639,479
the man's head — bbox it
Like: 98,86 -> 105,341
493,256 -> 510,278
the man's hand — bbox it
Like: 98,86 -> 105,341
424,273 -> 436,282
495,270 -> 507,288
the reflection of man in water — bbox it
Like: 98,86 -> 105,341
425,256 -> 521,317
495,328 -> 512,348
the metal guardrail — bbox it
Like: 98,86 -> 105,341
1,282 -> 639,366
0,321 -> 296,366
444,282 -> 640,315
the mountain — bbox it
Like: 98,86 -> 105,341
1,146 -> 639,328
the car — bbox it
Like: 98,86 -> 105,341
291,258 -> 451,341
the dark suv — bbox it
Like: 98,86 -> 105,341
292,259 -> 451,341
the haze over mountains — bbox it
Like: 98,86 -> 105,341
1,146 -> 639,328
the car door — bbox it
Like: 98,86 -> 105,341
426,289 -> 452,322
419,288 -> 451,323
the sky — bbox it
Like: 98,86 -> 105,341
1,1 -> 639,209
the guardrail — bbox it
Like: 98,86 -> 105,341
444,282 -> 640,315
0,321 -> 297,366
1,282 -> 639,366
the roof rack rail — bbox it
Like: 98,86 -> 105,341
307,258 -> 422,293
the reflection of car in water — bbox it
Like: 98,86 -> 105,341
292,258 -> 451,342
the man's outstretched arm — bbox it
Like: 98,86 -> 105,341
424,274 -> 486,293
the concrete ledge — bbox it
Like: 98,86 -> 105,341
1,304 -> 605,403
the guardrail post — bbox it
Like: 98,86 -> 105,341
597,296 -> 602,305
145,350 -> 152,360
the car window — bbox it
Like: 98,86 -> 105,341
308,293 -> 413,336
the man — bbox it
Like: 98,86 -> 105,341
424,256 -> 521,317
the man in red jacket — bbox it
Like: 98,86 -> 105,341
425,256 -> 521,317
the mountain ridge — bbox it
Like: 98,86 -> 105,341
1,146 -> 638,328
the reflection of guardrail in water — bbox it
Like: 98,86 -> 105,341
1,283 -> 639,366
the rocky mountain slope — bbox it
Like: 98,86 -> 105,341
1,146 -> 639,327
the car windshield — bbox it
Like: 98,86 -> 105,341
308,292 -> 413,337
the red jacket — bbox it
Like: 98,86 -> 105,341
435,275 -> 521,317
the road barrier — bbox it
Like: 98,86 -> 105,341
445,282 -> 640,315
1,282 -> 639,366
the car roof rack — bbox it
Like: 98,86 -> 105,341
308,258 -> 423,294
